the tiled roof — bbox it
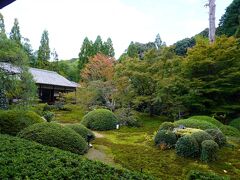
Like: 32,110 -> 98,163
0,62 -> 78,88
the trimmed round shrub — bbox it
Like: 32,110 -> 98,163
18,123 -> 88,154
188,116 -> 223,127
66,124 -> 95,142
200,140 -> 219,162
174,118 -> 217,130
81,109 -> 118,131
0,110 -> 44,136
220,125 -> 240,137
154,130 -> 177,148
158,122 -> 175,131
229,118 -> 240,131
187,170 -> 227,180
205,129 -> 226,147
191,131 -> 213,146
175,135 -> 199,158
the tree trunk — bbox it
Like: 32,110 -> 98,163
209,0 -> 216,43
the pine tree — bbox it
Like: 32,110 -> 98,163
78,37 -> 94,71
93,35 -> 103,54
155,33 -> 162,49
103,38 -> 115,57
37,30 -> 50,63
0,13 -> 6,38
10,18 -> 21,45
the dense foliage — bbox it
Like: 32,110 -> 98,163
18,123 -> 88,154
217,0 -> 240,37
154,130 -> 177,148
0,110 -> 44,135
174,118 -> 217,130
175,135 -> 199,158
200,140 -> 219,163
191,131 -> 213,146
0,134 -> 153,180
66,124 -> 95,142
158,122 -> 175,131
81,109 -> 118,131
204,129 -> 226,147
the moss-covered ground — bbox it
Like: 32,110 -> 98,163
90,114 -> 240,180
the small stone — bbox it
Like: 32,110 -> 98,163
223,170 -> 227,173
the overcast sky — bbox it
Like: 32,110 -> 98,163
1,0 -> 233,59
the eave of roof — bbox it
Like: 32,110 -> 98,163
0,0 -> 16,9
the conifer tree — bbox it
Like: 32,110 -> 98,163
0,13 -> 6,38
37,30 -> 50,63
10,18 -> 21,45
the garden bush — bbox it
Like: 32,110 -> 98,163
191,131 -> 213,146
81,109 -> 118,131
0,134 -> 153,180
200,140 -> 219,162
0,110 -> 44,136
219,125 -> 240,137
43,111 -> 54,122
158,122 -> 175,131
66,124 -> 95,142
175,135 -> 199,158
205,129 -> 226,147
154,130 -> 177,148
186,170 -> 228,180
188,116 -> 223,127
174,118 -> 217,130
18,123 -> 88,154
115,108 -> 142,127
229,118 -> 240,131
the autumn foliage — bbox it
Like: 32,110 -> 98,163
81,53 -> 115,82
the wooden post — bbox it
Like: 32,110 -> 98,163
209,0 -> 216,43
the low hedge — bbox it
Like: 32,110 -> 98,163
0,110 -> 44,136
175,135 -> 199,158
66,124 -> 95,142
191,131 -> 213,146
0,134 -> 153,179
200,140 -> 219,163
229,118 -> 240,131
81,109 -> 118,131
18,123 -> 88,154
186,170 -> 229,180
154,130 -> 177,148
174,118 -> 217,130
205,129 -> 226,147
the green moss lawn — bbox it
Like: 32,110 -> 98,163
88,114 -> 240,179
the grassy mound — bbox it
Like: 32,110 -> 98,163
0,110 -> 44,136
174,118 -> 217,130
18,123 -> 88,154
219,125 -> 240,137
188,116 -> 223,127
81,109 -> 118,131
0,134 -> 153,179
229,118 -> 240,131
66,124 -> 95,142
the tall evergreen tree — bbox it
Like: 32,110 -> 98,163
155,33 -> 162,49
78,37 -> 94,71
93,35 -> 103,54
102,38 -> 115,57
10,18 -> 21,45
37,30 -> 50,63
0,13 -> 6,38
